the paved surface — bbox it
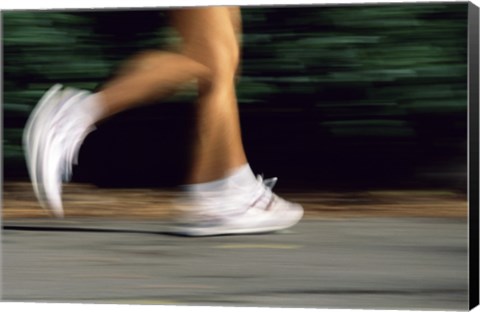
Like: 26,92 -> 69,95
2,217 -> 468,310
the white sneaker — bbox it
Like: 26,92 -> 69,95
167,176 -> 304,236
23,85 -> 94,217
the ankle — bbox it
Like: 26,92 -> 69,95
184,163 -> 256,194
79,93 -> 106,124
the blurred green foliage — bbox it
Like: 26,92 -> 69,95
2,4 -> 468,182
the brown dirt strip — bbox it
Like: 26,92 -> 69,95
2,182 -> 467,220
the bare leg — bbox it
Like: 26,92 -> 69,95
96,7 -> 247,183
98,51 -> 210,117
171,7 -> 248,183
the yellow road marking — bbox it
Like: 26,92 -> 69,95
214,244 -> 301,249
104,299 -> 179,305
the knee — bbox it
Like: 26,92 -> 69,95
182,35 -> 240,79
212,37 -> 240,74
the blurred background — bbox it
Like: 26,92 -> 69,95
3,3 -> 468,191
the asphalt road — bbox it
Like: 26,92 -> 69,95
1,217 -> 468,310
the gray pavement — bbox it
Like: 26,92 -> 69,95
2,217 -> 468,310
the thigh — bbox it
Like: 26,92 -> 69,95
168,7 -> 241,72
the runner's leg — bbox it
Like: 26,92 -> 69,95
169,7 -> 248,184
97,51 -> 210,117
94,7 -> 247,183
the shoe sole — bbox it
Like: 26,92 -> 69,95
166,205 -> 304,237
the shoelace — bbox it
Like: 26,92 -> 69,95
248,175 -> 278,212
